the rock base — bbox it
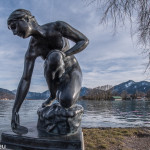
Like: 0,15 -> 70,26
37,103 -> 84,135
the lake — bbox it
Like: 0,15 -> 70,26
0,99 -> 150,138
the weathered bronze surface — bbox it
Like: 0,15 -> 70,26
7,9 -> 89,135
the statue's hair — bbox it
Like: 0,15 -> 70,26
7,9 -> 37,25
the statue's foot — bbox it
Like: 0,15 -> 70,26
42,98 -> 53,107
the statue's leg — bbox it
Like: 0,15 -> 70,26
57,65 -> 82,108
38,61 -> 83,134
42,50 -> 65,107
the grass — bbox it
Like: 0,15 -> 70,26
83,128 -> 145,150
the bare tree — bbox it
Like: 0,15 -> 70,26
121,90 -> 128,100
83,0 -> 150,46
146,90 -> 150,99
82,85 -> 113,100
83,0 -> 150,71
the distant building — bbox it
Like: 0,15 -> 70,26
111,96 -> 122,100
136,97 -> 145,100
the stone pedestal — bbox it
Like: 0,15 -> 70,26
1,124 -> 84,150
37,103 -> 84,135
1,102 -> 84,150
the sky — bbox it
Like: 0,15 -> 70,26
0,0 -> 149,92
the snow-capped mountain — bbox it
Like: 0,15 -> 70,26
113,80 -> 150,94
2,80 -> 150,100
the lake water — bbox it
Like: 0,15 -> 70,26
0,99 -> 150,138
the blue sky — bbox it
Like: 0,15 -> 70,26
0,0 -> 148,92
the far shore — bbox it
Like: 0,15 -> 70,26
1,98 -> 150,101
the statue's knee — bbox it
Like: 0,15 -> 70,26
48,51 -> 63,66
59,94 -> 74,108
44,51 -> 64,73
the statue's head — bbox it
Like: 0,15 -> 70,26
7,9 -> 38,38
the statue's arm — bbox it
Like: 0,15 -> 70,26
56,21 -> 89,56
12,50 -> 36,127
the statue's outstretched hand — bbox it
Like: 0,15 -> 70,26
11,112 -> 28,135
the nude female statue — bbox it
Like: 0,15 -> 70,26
7,9 -> 89,132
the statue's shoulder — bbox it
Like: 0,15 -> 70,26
40,21 -> 62,33
54,21 -> 73,34
41,21 -> 69,36
42,21 -> 68,29
55,21 -> 69,28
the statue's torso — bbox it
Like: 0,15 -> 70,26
28,22 -> 79,69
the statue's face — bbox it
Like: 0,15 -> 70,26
8,19 -> 32,38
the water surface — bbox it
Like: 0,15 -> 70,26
0,99 -> 150,138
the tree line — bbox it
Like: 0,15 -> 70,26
81,85 -> 150,100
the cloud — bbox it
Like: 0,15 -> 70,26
0,0 -> 148,92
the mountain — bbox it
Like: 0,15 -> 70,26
113,80 -> 150,94
41,90 -> 50,99
12,90 -> 50,100
11,87 -> 89,100
2,80 -> 150,100
0,88 -> 15,100
80,87 -> 90,97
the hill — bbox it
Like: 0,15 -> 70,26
11,87 -> 89,100
2,80 -> 150,100
113,80 -> 150,94
0,88 -> 15,100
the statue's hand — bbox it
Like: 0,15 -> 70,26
11,112 -> 28,134
11,112 -> 20,130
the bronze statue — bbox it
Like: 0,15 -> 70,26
8,9 -> 89,134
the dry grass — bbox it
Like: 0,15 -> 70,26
83,128 -> 150,150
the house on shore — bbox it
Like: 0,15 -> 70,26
136,97 -> 146,100
111,96 -> 122,100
